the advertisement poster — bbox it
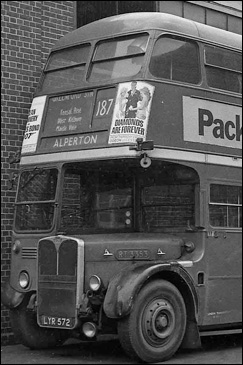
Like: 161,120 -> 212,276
108,81 -> 155,144
183,96 -> 242,149
21,95 -> 47,154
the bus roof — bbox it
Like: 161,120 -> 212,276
54,12 -> 242,51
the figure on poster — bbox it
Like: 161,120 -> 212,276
125,81 -> 142,118
136,86 -> 152,120
115,87 -> 128,118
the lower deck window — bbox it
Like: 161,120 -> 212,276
142,184 -> 195,232
209,184 -> 242,228
61,168 -> 133,232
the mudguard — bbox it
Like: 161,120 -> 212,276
103,261 -> 198,319
1,281 -> 25,309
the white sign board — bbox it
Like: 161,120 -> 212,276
21,96 -> 47,154
183,96 -> 242,149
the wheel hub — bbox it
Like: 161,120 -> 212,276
143,299 -> 175,341
155,313 -> 168,329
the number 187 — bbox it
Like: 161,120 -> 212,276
95,99 -> 114,116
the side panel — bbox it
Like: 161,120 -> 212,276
205,230 -> 242,325
146,82 -> 241,157
202,166 -> 242,326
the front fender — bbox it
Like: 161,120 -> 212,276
103,261 -> 197,319
1,281 -> 25,309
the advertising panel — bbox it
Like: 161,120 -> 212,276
108,81 -> 155,144
183,96 -> 242,149
21,96 -> 46,154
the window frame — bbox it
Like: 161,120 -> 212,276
39,43 -> 92,93
209,182 -> 242,229
14,167 -> 59,233
148,34 -> 201,86
45,43 -> 91,73
204,45 -> 242,94
87,32 -> 150,82
60,165 -> 135,234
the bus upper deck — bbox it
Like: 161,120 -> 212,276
21,12 -> 241,166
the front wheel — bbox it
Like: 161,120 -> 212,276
10,294 -> 69,349
117,280 -> 187,363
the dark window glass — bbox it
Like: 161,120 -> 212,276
205,46 -> 242,72
141,165 -> 199,233
41,66 -> 86,93
60,162 -> 198,234
118,1 -> 155,13
17,169 -> 57,202
209,184 -> 242,228
76,1 -> 155,28
89,57 -> 144,81
94,35 -> 148,61
40,44 -> 90,92
142,184 -> 195,232
89,34 -> 148,82
15,169 -> 58,231
77,1 -> 117,27
61,167 -> 133,233
206,67 -> 242,93
46,45 -> 90,71
205,46 -> 242,93
149,36 -> 200,84
15,202 -> 55,231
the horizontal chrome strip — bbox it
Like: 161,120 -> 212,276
200,328 -> 242,336
177,260 -> 193,267
21,247 -> 37,259
20,146 -> 242,168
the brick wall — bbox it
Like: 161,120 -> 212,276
1,0 -> 75,345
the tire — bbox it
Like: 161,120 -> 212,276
10,294 -> 69,349
117,280 -> 187,363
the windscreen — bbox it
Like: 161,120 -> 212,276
61,166 -> 133,232
60,161 -> 199,234
14,168 -> 58,231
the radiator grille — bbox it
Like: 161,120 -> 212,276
38,238 -> 77,276
37,237 -> 79,326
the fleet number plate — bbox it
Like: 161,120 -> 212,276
40,315 -> 72,328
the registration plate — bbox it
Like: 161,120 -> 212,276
40,315 -> 72,328
115,249 -> 151,260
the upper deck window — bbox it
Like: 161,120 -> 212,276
149,36 -> 200,84
88,34 -> 149,82
41,44 -> 91,92
205,46 -> 242,94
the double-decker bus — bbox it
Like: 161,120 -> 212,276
2,12 -> 242,363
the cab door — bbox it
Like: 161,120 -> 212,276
204,181 -> 242,326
